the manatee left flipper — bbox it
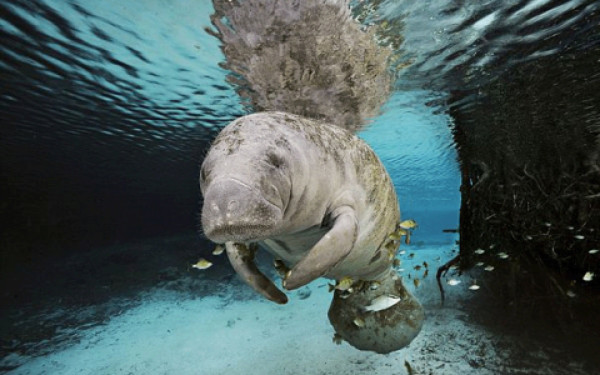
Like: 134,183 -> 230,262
283,207 -> 358,290
225,242 -> 288,304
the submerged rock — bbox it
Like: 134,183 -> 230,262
328,270 -> 424,354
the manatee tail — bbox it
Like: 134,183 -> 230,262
225,242 -> 288,304
207,0 -> 393,132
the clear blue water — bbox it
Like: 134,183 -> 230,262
1,0 -> 599,374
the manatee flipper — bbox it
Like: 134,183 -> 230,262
283,207 -> 358,290
225,242 -> 288,304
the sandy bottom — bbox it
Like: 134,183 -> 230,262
2,242 -> 596,375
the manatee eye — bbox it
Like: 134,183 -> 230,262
266,152 -> 285,169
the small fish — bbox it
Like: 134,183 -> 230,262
414,265 -> 422,271
334,276 -> 354,291
574,235 -> 585,240
423,261 -> 428,268
497,252 -> 509,259
339,290 -> 352,299
484,265 -> 495,271
413,278 -> 420,288
393,258 -> 401,267
212,245 -> 224,255
388,232 -> 402,241
589,249 -> 599,254
474,249 -> 485,255
353,317 -> 365,328
408,253 -> 415,259
370,281 -> 381,290
399,250 -> 406,255
469,284 -> 480,291
423,269 -> 429,278
385,240 -> 398,251
544,222 -> 552,227
399,219 -> 418,230
192,258 -> 212,270
273,259 -> 290,278
566,290 -> 577,298
525,235 -> 533,240
583,272 -> 594,282
489,244 -> 496,249
387,249 -> 395,261
364,295 -> 402,312
567,226 -> 574,230
447,279 -> 461,286
476,262 -> 484,266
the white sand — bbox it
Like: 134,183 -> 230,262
4,246 -> 591,375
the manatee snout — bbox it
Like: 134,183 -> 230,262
202,178 -> 283,243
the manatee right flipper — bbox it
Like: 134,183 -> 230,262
283,206 -> 358,290
225,242 -> 288,304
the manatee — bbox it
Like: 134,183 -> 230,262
200,111 -> 424,353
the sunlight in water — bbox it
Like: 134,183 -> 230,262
1,0 -> 599,373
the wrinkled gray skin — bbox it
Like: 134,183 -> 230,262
200,111 -> 424,353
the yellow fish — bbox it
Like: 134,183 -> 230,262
212,245 -> 224,255
388,231 -> 402,241
353,317 -> 365,328
192,258 -> 212,270
389,228 -> 409,241
328,276 -> 354,292
399,219 -> 418,230
385,240 -> 398,251
273,259 -> 290,278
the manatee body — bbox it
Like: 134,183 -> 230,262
200,111 -> 424,353
201,111 -> 397,289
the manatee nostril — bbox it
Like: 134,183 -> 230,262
269,184 -> 278,196
211,202 -> 220,212
227,200 -> 239,211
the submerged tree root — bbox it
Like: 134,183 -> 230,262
436,255 -> 460,306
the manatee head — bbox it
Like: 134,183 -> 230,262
200,126 -> 293,243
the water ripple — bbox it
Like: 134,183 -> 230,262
366,0 -> 600,93
1,0 -> 245,193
